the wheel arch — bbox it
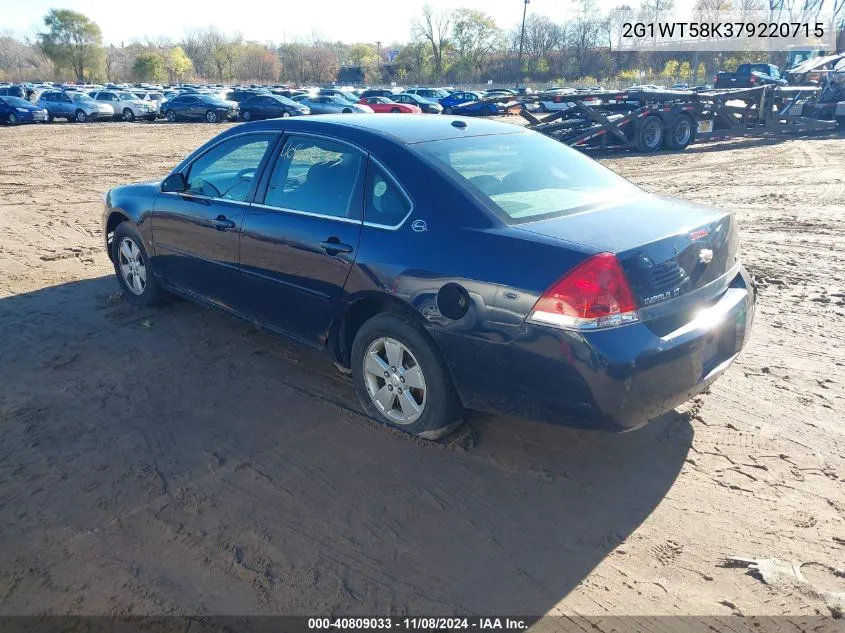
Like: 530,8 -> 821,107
104,211 -> 131,262
330,292 -> 443,370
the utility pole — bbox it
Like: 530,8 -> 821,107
375,41 -> 382,83
516,0 -> 530,89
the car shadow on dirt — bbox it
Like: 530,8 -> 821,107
0,276 -> 693,615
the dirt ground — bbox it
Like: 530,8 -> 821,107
0,121 -> 844,620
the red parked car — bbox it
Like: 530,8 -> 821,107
358,96 -> 421,114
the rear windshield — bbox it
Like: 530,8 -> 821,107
414,132 -> 638,223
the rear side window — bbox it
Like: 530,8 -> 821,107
364,161 -> 411,227
264,136 -> 363,219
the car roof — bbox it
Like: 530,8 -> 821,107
238,113 -> 524,145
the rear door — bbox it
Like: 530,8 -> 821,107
151,132 -> 278,310
239,134 -> 365,344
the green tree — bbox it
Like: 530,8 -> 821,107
37,9 -> 103,81
133,53 -> 165,81
451,8 -> 502,80
165,46 -> 193,82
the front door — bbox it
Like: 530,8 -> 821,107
239,134 -> 365,345
151,133 -> 278,310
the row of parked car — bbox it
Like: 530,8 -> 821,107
0,81 -> 562,125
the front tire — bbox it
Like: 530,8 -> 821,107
111,222 -> 166,307
205,110 -> 218,123
165,110 -> 176,122
242,110 -> 252,121
351,312 -> 462,439
390,107 -> 401,113
123,108 -> 135,122
281,111 -> 291,117
75,109 -> 87,123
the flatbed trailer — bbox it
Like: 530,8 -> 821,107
493,85 -> 838,153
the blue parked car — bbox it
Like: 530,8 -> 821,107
0,96 -> 49,125
439,90 -> 485,113
450,99 -> 500,116
102,115 -> 754,439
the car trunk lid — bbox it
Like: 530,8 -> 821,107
514,194 -> 740,310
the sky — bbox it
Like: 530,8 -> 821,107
3,0 -> 648,46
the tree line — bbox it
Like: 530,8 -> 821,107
1,2 -> 843,88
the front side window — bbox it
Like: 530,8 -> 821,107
415,132 -> 639,223
264,136 -> 363,219
185,134 -> 274,202
364,162 -> 411,227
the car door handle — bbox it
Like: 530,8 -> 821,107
320,238 -> 353,255
214,215 -> 236,231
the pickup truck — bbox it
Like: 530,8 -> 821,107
714,63 -> 787,88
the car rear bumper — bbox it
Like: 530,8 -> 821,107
446,267 -> 755,431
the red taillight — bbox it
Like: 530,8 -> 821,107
528,253 -> 640,330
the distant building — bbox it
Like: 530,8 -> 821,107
337,66 -> 364,85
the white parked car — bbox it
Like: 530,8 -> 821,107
89,91 -> 158,121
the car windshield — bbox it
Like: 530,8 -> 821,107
415,132 -> 639,222
71,93 -> 94,103
200,95 -> 227,105
274,95 -> 298,106
3,97 -> 31,107
117,92 -> 137,101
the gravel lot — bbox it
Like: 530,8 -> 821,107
0,121 -> 843,618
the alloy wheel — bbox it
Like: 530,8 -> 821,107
118,237 -> 147,296
363,337 -> 427,424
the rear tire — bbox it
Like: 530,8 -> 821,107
351,312 -> 463,439
636,115 -> 663,152
8,113 -> 18,125
242,110 -> 252,121
663,114 -> 694,150
111,222 -> 166,307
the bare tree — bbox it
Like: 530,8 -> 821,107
412,5 -> 451,80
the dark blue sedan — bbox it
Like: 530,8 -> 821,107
0,96 -> 48,125
161,94 -> 238,122
240,94 -> 310,120
102,115 -> 754,438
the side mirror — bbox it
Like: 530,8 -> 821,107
161,172 -> 188,193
